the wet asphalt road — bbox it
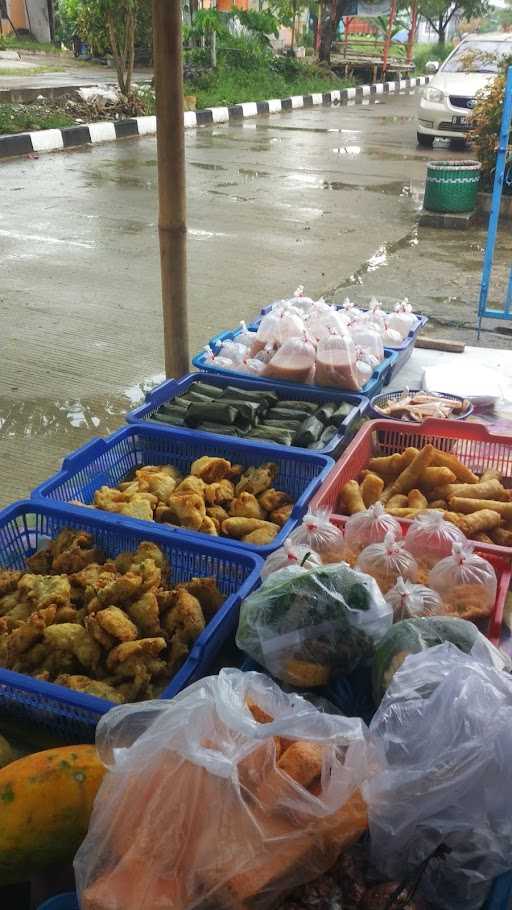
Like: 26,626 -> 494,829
1,89 -> 510,506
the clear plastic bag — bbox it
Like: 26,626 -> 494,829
366,642 -> 512,910
387,299 -> 418,339
380,322 -> 403,348
217,339 -> 249,365
428,542 -> 497,622
264,335 -> 316,383
273,306 -> 307,345
367,297 -> 387,328
315,335 -> 362,391
237,563 -> 393,686
313,308 -> 350,341
356,530 -> 418,595
350,322 -> 384,363
385,577 -> 445,622
343,504 -> 401,564
288,510 -> 346,565
261,539 -> 322,579
202,345 -> 233,370
75,668 -> 370,910
237,320 -> 258,348
404,511 -> 466,575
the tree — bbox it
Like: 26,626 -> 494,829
417,0 -> 488,45
269,0 -> 309,49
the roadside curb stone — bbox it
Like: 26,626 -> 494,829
0,75 -> 430,160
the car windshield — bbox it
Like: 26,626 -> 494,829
442,39 -> 512,74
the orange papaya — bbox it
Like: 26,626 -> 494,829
0,744 -> 105,885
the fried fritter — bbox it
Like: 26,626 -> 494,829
270,503 -> 293,527
167,636 -> 189,673
143,473 -> 177,502
199,517 -> 218,536
126,591 -> 162,637
175,476 -> 206,496
242,524 -> 280,545
92,572 -> 144,609
0,570 -> 22,597
191,456 -> 232,484
118,499 -> 154,522
25,546 -> 53,575
177,577 -> 224,620
55,674 -> 125,704
204,480 -> 235,506
6,607 -> 57,661
229,493 -> 266,520
84,614 -> 116,650
163,590 -> 205,643
206,506 -> 230,526
235,463 -> 278,496
258,489 -> 292,513
54,605 -> 79,624
52,544 -> 105,575
95,606 -> 138,642
106,637 -> 167,673
94,487 -> 127,513
165,493 -> 206,531
17,574 -> 71,609
221,517 -> 273,539
52,529 -> 96,558
0,591 -> 26,620
43,623 -> 101,672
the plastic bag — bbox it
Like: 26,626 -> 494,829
237,562 -> 393,687
261,539 -> 322,579
366,643 -> 512,910
387,299 -> 418,339
217,339 -> 249,365
237,320 -> 258,347
273,306 -> 306,345
343,504 -> 401,564
350,321 -> 384,363
288,509 -> 346,564
313,308 -> 350,341
75,668 -> 370,910
202,345 -> 233,370
404,511 -> 466,574
380,322 -> 403,348
371,615 -> 508,703
385,577 -> 445,622
264,335 -> 316,383
367,297 -> 387,328
315,335 -> 362,391
428,542 -> 497,621
356,531 -> 418,595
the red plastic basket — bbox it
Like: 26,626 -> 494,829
329,515 -> 511,646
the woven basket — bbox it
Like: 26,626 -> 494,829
424,159 -> 481,213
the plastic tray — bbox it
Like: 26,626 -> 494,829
32,425 -> 333,556
328,516 -> 511,647
192,329 -> 398,399
125,370 -> 369,458
369,389 -> 473,422
0,500 -> 262,739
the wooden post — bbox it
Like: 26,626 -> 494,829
407,0 -> 418,65
315,0 -> 323,54
152,0 -> 190,379
382,0 -> 397,77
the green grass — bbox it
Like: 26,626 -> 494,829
414,42 -> 454,72
0,65 -> 67,75
0,103 -> 74,134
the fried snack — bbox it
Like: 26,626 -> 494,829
490,528 -> 512,547
360,473 -> 384,508
386,508 -> 422,519
55,674 -> 125,704
481,469 -> 502,483
367,448 -> 419,479
236,463 -> 277,496
17,574 -> 71,610
199,516 -> 219,536
94,487 -> 126,513
408,489 -> 428,510
206,505 -> 230,525
44,623 -> 101,672
419,467 -> 457,489
386,494 -> 409,509
222,517 -> 270,539
448,497 -> 512,520
191,456 -> 232,483
95,607 -> 139,643
442,584 -> 494,622
285,658 -> 330,687
473,532 -> 494,544
175,476 -> 206,496
106,637 -> 167,673
125,591 -> 162,637
242,525 -> 280,545
229,493 -> 266,520
165,492 -> 206,531
382,445 -> 434,502
25,546 -> 54,575
270,503 -> 293,527
118,499 -> 155,522
258,490 -> 292,513
444,509 -> 501,535
431,449 -> 478,484
339,480 -> 366,515
429,499 -> 447,510
143,473 -> 177,502
178,577 -> 223,620
204,480 -> 235,506
277,742 -> 324,789
163,590 -> 205,642
434,480 -> 509,503
84,614 -> 116,650
0,570 -> 22,597
246,698 -> 274,725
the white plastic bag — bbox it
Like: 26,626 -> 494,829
381,322 -> 403,348
356,530 -> 418,594
264,335 -> 316,383
202,345 -> 233,370
367,297 -> 387,328
343,504 -> 401,563
385,577 -> 445,622
261,539 -> 322,579
366,643 -> 512,910
76,669 -> 370,910
428,542 -> 497,621
387,299 -> 418,339
350,321 -> 384,363
404,511 -> 466,573
315,335 -> 362,390
288,510 -> 346,564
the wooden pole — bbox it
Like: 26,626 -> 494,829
152,0 -> 190,379
382,0 -> 397,76
407,0 -> 418,65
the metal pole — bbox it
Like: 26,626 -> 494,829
477,65 -> 512,339
152,0 -> 190,378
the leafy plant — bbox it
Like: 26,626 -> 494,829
471,65 -> 512,194
234,8 -> 279,46
417,0 -> 489,45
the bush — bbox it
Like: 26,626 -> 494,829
471,71 -> 512,193
414,42 -> 454,73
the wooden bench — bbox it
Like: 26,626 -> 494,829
333,38 -> 415,82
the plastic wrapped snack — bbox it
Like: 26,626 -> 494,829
350,322 -> 384,364
273,306 -> 306,345
261,539 -> 322,580
367,297 -> 387,328
315,335 -> 362,391
76,668 -> 370,910
264,336 -> 316,384
313,308 -> 350,341
371,615 -> 508,703
381,322 -> 403,348
237,563 -> 393,686
428,542 -> 497,622
356,531 -> 418,595
385,577 -> 445,622
202,345 -> 234,370
288,510 -> 346,564
404,511 -> 466,574
387,299 -> 418,339
366,643 -> 512,910
343,504 -> 402,565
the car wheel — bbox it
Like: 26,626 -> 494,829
451,138 -> 467,151
417,132 -> 434,148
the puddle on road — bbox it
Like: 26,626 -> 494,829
208,189 -> 254,202
190,161 -> 227,171
329,227 -> 420,291
323,179 -> 413,197
0,375 -> 164,441
332,145 -> 361,155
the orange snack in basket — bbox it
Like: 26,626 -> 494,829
382,446 -> 435,502
431,449 -> 479,484
360,473 -> 384,508
408,489 -> 428,510
340,480 -> 366,515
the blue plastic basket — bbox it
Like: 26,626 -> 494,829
0,500 -> 262,739
192,330 -> 398,399
37,895 -> 79,910
32,425 -> 333,556
125,371 -> 368,458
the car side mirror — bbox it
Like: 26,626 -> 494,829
426,61 -> 440,74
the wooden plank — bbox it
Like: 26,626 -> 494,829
416,336 -> 466,353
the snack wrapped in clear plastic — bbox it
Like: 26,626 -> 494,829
313,309 -> 350,341
387,299 -> 418,339
367,297 -> 387,328
315,335 -> 363,391
76,669 -> 370,910
356,530 -> 418,594
350,322 -> 384,364
237,563 -> 393,686
273,306 -> 307,345
261,539 -> 322,579
404,511 -> 466,573
344,504 -> 401,564
381,322 -> 403,348
428,542 -> 497,622
202,345 -> 234,370
264,335 -> 316,383
385,577 -> 445,622
288,510 -> 346,564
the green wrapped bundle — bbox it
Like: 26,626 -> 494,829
185,401 -> 239,427
248,426 -> 293,446
310,425 -> 338,449
275,400 -> 319,414
315,402 -> 338,423
293,416 -> 325,447
188,381 -> 224,399
221,386 -> 278,406
152,412 -> 186,427
267,407 -> 313,423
